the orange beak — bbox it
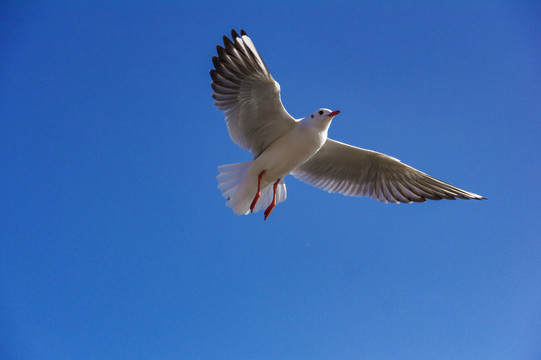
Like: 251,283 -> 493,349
327,110 -> 340,117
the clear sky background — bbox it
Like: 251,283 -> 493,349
1,1 -> 540,359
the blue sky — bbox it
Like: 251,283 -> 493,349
1,1 -> 540,359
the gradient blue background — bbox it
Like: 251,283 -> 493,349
1,1 -> 540,359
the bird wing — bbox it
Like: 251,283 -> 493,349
291,139 -> 486,203
211,30 -> 296,156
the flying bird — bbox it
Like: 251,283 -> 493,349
210,30 -> 485,220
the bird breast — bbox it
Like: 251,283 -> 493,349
252,124 -> 327,184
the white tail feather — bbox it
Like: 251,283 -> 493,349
217,162 -> 287,215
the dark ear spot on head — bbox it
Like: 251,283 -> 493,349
311,114 -> 314,118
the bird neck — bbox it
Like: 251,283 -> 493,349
300,116 -> 332,134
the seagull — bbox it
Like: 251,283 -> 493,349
211,30 -> 485,220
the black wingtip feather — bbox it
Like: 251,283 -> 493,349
240,29 -> 247,36
231,29 -> 239,39
216,45 -> 228,60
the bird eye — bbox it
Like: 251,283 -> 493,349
319,110 -> 323,115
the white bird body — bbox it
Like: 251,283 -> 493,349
219,111 -> 334,215
211,30 -> 485,219
254,115 -> 330,186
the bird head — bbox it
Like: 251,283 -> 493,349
306,108 -> 340,131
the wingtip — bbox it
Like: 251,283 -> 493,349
467,193 -> 487,200
216,45 -> 227,58
240,29 -> 247,36
223,35 -> 233,46
231,29 -> 240,39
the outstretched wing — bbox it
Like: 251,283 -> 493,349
292,139 -> 486,203
210,30 -> 296,156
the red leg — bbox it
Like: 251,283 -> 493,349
264,178 -> 281,220
250,170 -> 265,213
